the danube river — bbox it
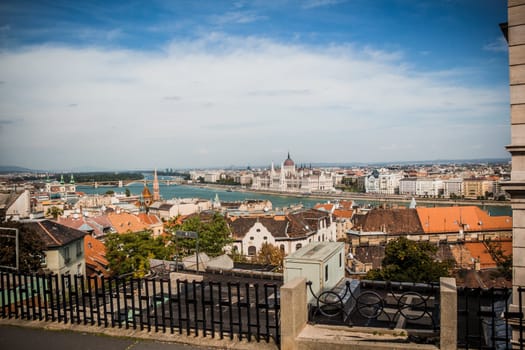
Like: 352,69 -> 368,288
77,182 -> 512,217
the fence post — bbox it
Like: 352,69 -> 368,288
280,277 -> 307,350
440,277 -> 457,350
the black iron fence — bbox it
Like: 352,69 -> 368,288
0,271 -> 280,346
457,286 -> 525,350
307,279 -> 440,343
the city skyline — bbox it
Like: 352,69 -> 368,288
0,0 -> 510,170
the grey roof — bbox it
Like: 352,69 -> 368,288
23,220 -> 86,248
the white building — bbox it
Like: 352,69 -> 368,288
251,153 -> 335,193
364,170 -> 404,194
149,198 -> 212,219
1,190 -> 31,220
45,174 -> 76,194
204,172 -> 220,183
228,208 -> 336,258
25,220 -> 86,280
399,178 -> 417,195
443,178 -> 463,198
415,178 -> 443,197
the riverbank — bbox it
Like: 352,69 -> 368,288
186,183 -> 511,208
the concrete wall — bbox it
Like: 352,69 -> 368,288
280,277 -> 307,350
280,277 -> 456,350
506,0 -> 525,309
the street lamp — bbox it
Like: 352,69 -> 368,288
175,230 -> 200,272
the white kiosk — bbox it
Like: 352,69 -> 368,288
284,242 -> 346,303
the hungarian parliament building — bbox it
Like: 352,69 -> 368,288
251,153 -> 335,193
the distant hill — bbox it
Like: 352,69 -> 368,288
0,157 -> 512,173
0,166 -> 37,173
308,158 -> 511,168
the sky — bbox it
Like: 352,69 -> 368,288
0,0 -> 510,171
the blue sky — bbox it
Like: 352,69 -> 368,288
0,0 -> 510,170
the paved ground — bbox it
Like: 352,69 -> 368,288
0,319 -> 278,350
0,325 -> 204,350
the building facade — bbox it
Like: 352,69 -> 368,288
251,153 -> 335,193
503,0 -> 525,314
364,170 -> 404,194
228,208 -> 336,257
25,220 -> 86,280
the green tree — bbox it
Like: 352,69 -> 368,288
46,206 -> 63,220
0,222 -> 46,273
105,231 -> 174,278
366,237 -> 452,283
172,213 -> 232,258
125,188 -> 131,197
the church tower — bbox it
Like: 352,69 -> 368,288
142,182 -> 153,208
153,168 -> 160,201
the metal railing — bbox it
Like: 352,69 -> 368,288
457,286 -> 525,350
0,271 -> 280,346
307,279 -> 440,343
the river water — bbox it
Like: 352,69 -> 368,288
77,182 -> 512,217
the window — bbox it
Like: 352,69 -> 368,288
248,246 -> 257,256
280,244 -> 285,253
76,240 -> 82,257
250,236 -> 254,241
256,228 -> 261,232
325,265 -> 329,282
64,247 -> 71,264
263,236 -> 267,240
295,243 -> 302,250
339,253 -> 342,267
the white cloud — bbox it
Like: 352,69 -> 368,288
302,0 -> 347,10
0,35 -> 509,169
483,37 -> 508,53
212,11 -> 267,25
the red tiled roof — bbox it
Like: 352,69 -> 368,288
416,206 -> 512,234
314,203 -> 334,212
355,208 -> 423,234
84,235 -> 110,277
137,213 -> 162,226
464,242 -> 496,269
107,212 -> 148,234
333,209 -> 353,219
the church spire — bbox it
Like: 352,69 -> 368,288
153,168 -> 160,201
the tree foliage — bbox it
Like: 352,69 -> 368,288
486,240 -> 512,280
105,231 -> 174,278
73,172 -> 144,183
46,206 -> 63,220
255,243 -> 284,271
171,213 -> 232,258
366,237 -> 452,283
0,222 -> 45,273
